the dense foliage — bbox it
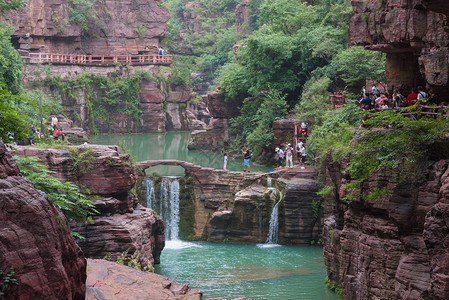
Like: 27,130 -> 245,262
14,155 -> 98,220
343,109 -> 449,201
230,89 -> 288,158
36,70 -> 154,134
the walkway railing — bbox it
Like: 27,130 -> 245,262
329,92 -> 345,109
26,53 -> 172,65
361,104 -> 449,126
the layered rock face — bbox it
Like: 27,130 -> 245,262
189,90 -> 243,151
0,143 -> 86,299
137,160 -> 323,244
86,259 -> 202,300
3,0 -> 170,55
349,0 -> 449,98
13,145 -> 165,267
323,156 -> 449,299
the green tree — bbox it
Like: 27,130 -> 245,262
334,46 -> 386,87
295,77 -> 332,126
0,23 -> 23,94
0,85 -> 29,142
231,89 -> 288,158
0,0 -> 26,15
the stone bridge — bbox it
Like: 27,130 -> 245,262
135,159 -> 205,174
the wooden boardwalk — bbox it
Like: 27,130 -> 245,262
25,53 -> 172,65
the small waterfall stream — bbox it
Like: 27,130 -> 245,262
265,178 -> 282,245
145,177 -> 181,241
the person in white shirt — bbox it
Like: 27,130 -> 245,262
285,144 -> 294,168
223,153 -> 228,170
299,144 -> 306,169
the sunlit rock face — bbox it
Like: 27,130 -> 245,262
323,154 -> 449,300
2,0 -> 170,55
0,142 -> 86,299
85,259 -> 202,300
349,0 -> 449,99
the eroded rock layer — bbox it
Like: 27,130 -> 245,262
3,0 -> 170,55
0,142 -> 86,299
12,145 -> 165,267
323,156 -> 449,299
349,0 -> 449,98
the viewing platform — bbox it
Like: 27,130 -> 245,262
24,53 -> 173,66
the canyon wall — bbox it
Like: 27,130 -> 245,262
349,0 -> 449,99
12,145 -> 165,266
3,0 -> 169,55
0,142 -> 86,299
322,154 -> 449,299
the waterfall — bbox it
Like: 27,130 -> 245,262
266,191 -> 282,244
145,178 -> 156,209
267,178 -> 272,188
145,177 -> 181,241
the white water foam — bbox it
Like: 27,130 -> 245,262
165,240 -> 203,250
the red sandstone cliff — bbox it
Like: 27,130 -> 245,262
3,0 -> 170,55
0,142 -> 86,299
349,0 -> 449,98
323,154 -> 449,299
12,145 -> 165,267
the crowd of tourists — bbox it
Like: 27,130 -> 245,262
24,115 -> 65,145
275,138 -> 306,170
360,85 -> 441,110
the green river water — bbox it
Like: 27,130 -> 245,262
91,132 -> 272,175
90,133 -> 336,300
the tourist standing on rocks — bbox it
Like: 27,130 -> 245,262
277,146 -> 284,167
299,144 -> 306,169
50,115 -> 58,128
296,139 -> 303,162
372,85 -> 379,98
242,146 -> 252,172
223,153 -> 228,171
285,144 -> 294,168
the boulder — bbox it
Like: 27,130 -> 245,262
70,204 -> 164,266
86,259 -> 202,300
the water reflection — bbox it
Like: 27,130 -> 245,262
90,132 -> 271,175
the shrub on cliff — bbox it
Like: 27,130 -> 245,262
14,155 -> 98,221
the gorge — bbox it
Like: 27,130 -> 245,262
1,0 -> 449,299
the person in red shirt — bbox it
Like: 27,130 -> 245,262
407,88 -> 418,106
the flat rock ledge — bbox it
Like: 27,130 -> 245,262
86,259 -> 202,300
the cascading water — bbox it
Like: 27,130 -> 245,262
145,177 -> 181,241
145,178 -> 156,209
265,177 -> 282,245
